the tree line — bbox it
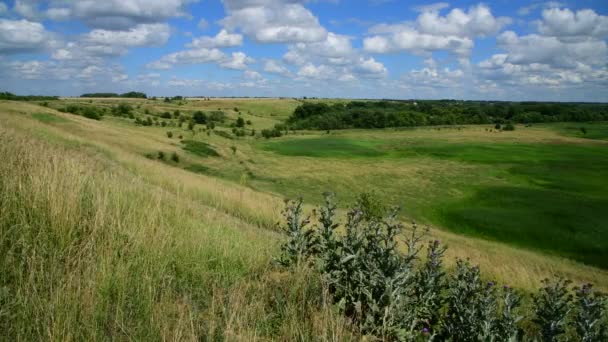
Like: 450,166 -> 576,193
0,92 -> 58,101
286,101 -> 608,130
80,92 -> 147,99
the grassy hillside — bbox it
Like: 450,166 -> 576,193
1,99 -> 607,339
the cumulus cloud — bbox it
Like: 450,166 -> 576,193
220,0 -> 327,43
244,70 -> 263,79
496,31 -> 607,68
354,57 -> 387,78
70,0 -> 194,29
538,8 -> 608,39
263,59 -> 291,76
477,7 -> 608,93
188,29 -> 243,48
84,23 -> 171,49
364,4 -> 509,57
146,48 -> 225,69
0,19 -> 53,54
220,51 -> 255,70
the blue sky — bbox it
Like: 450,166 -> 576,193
0,0 -> 607,101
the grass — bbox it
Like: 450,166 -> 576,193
31,111 -> 70,123
182,140 -> 221,157
549,122 -> 608,141
260,136 -> 385,158
0,103 -> 353,340
2,98 -> 607,338
259,132 -> 608,268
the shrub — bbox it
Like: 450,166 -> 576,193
503,123 -> 515,131
170,152 -> 179,163
187,121 -> 195,131
261,128 -> 282,139
276,193 -> 607,340
581,127 -> 587,134
157,151 -> 165,160
495,123 -> 502,130
230,146 -> 237,154
81,107 -> 102,120
161,112 -> 171,119
275,198 -> 318,267
574,283 -> 608,341
246,120 -> 252,125
112,103 -> 133,117
192,111 -> 207,124
236,117 -> 245,128
533,278 -> 573,341
166,131 -> 173,138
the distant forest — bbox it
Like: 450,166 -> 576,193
287,101 -> 608,130
0,92 -> 58,101
80,92 -> 147,99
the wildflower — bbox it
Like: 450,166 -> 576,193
421,327 -> 430,334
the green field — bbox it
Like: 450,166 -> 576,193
257,129 -> 608,268
2,98 -> 607,340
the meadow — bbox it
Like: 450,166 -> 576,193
1,97 -> 607,339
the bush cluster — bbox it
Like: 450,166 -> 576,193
59,104 -> 103,120
276,193 -> 608,341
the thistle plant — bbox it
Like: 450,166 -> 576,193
573,283 -> 607,342
532,278 -> 573,342
275,193 -> 605,341
275,198 -> 317,267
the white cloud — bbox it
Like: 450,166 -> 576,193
13,0 -> 38,20
364,4 -> 509,57
291,32 -> 353,58
264,59 -> 290,75
404,66 -> 465,88
354,57 -> 387,78
244,70 -> 263,79
538,8 -> 608,39
497,31 -> 607,68
147,48 -> 225,69
168,77 -> 203,87
84,23 -> 171,49
188,29 -> 243,48
220,51 -> 255,70
297,63 -> 334,80
46,8 -> 72,21
221,0 -> 327,43
71,0 -> 194,29
0,19 -> 53,54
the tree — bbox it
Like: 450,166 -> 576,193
193,111 -> 207,124
236,117 -> 245,128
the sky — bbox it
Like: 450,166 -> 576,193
0,0 -> 607,101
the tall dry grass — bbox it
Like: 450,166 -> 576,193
0,125 -> 351,340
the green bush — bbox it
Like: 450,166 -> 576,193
170,152 -> 179,163
504,123 -> 515,131
166,131 -> 173,138
276,193 -> 608,340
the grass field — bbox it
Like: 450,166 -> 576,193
1,98 -> 607,339
257,131 -> 608,268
